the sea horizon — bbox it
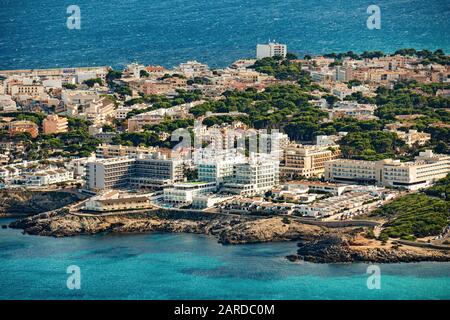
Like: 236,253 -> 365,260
1,0 -> 449,70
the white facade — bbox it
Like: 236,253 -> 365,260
256,43 -> 287,59
163,182 -> 217,205
21,169 -> 74,186
297,192 -> 380,218
197,152 -> 247,185
223,155 -> 280,196
324,150 -> 450,190
84,191 -> 152,212
0,95 -> 17,112
86,156 -> 185,191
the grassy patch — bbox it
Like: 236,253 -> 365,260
371,193 -> 449,239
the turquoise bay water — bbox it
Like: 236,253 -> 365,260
0,218 -> 449,300
0,0 -> 449,70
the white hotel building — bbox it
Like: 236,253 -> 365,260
85,155 -> 184,191
163,182 -> 217,205
324,150 -> 450,190
222,154 -> 280,196
197,151 -> 247,185
256,42 -> 287,59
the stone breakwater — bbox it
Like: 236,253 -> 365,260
9,210 -> 450,263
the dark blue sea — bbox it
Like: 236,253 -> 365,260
0,0 -> 449,70
0,218 -> 449,299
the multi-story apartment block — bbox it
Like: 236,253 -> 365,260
61,90 -> 99,106
84,97 -> 115,122
86,157 -> 135,190
197,152 -> 247,185
9,120 -> 39,138
381,150 -> 450,189
127,103 -> 193,132
256,42 -> 287,59
42,114 -> 68,135
114,104 -> 147,119
328,101 -> 377,119
324,159 -> 380,184
281,144 -> 341,179
177,60 -> 211,78
96,144 -> 159,159
9,84 -> 45,98
127,111 -> 166,132
85,155 -> 185,191
324,150 -> 450,190
130,157 -> 185,189
0,95 -> 17,113
223,155 -> 280,196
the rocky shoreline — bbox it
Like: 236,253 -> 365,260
0,190 -> 83,216
288,233 -> 450,263
8,210 -> 450,263
8,210 -> 325,245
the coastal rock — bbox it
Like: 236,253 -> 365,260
9,212 -> 324,246
0,190 -> 83,217
9,211 -> 211,237
295,234 -> 450,263
10,212 -> 450,263
218,217 -> 324,244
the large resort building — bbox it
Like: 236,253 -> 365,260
281,144 -> 341,179
222,155 -> 280,197
324,150 -> 450,190
85,155 -> 185,191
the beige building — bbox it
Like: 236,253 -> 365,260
9,120 -> 39,138
127,104 -> 192,132
382,150 -> 450,189
281,144 -> 341,179
96,144 -> 159,159
391,129 -> 431,147
324,159 -> 381,184
84,191 -> 152,212
42,114 -> 68,134
127,112 -> 166,132
324,150 -> 450,190
10,84 -> 44,98
85,97 -> 115,122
